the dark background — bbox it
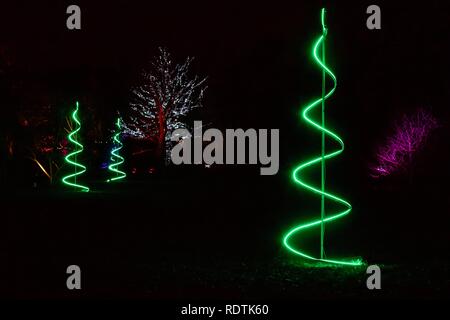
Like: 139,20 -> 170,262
0,0 -> 449,299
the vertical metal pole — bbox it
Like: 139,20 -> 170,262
74,135 -> 77,188
117,118 -> 120,180
320,10 -> 326,260
74,102 -> 78,189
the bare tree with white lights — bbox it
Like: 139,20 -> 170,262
123,47 -> 207,163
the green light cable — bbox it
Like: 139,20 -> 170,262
62,101 -> 90,192
107,117 -> 126,182
282,8 -> 363,266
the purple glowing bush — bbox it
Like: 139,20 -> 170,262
370,108 -> 439,179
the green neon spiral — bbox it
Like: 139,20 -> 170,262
282,9 -> 362,266
62,101 -> 90,192
107,118 -> 126,182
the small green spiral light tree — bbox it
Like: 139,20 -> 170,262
107,117 -> 126,182
61,101 -> 90,192
282,8 -> 362,266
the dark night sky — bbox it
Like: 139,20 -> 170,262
1,1 -> 449,135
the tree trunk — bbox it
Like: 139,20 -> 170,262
408,153 -> 413,186
156,103 -> 166,166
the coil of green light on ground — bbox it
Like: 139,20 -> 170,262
107,117 -> 126,182
282,8 -> 363,266
61,101 -> 90,192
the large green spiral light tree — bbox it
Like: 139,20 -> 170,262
282,9 -> 363,266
